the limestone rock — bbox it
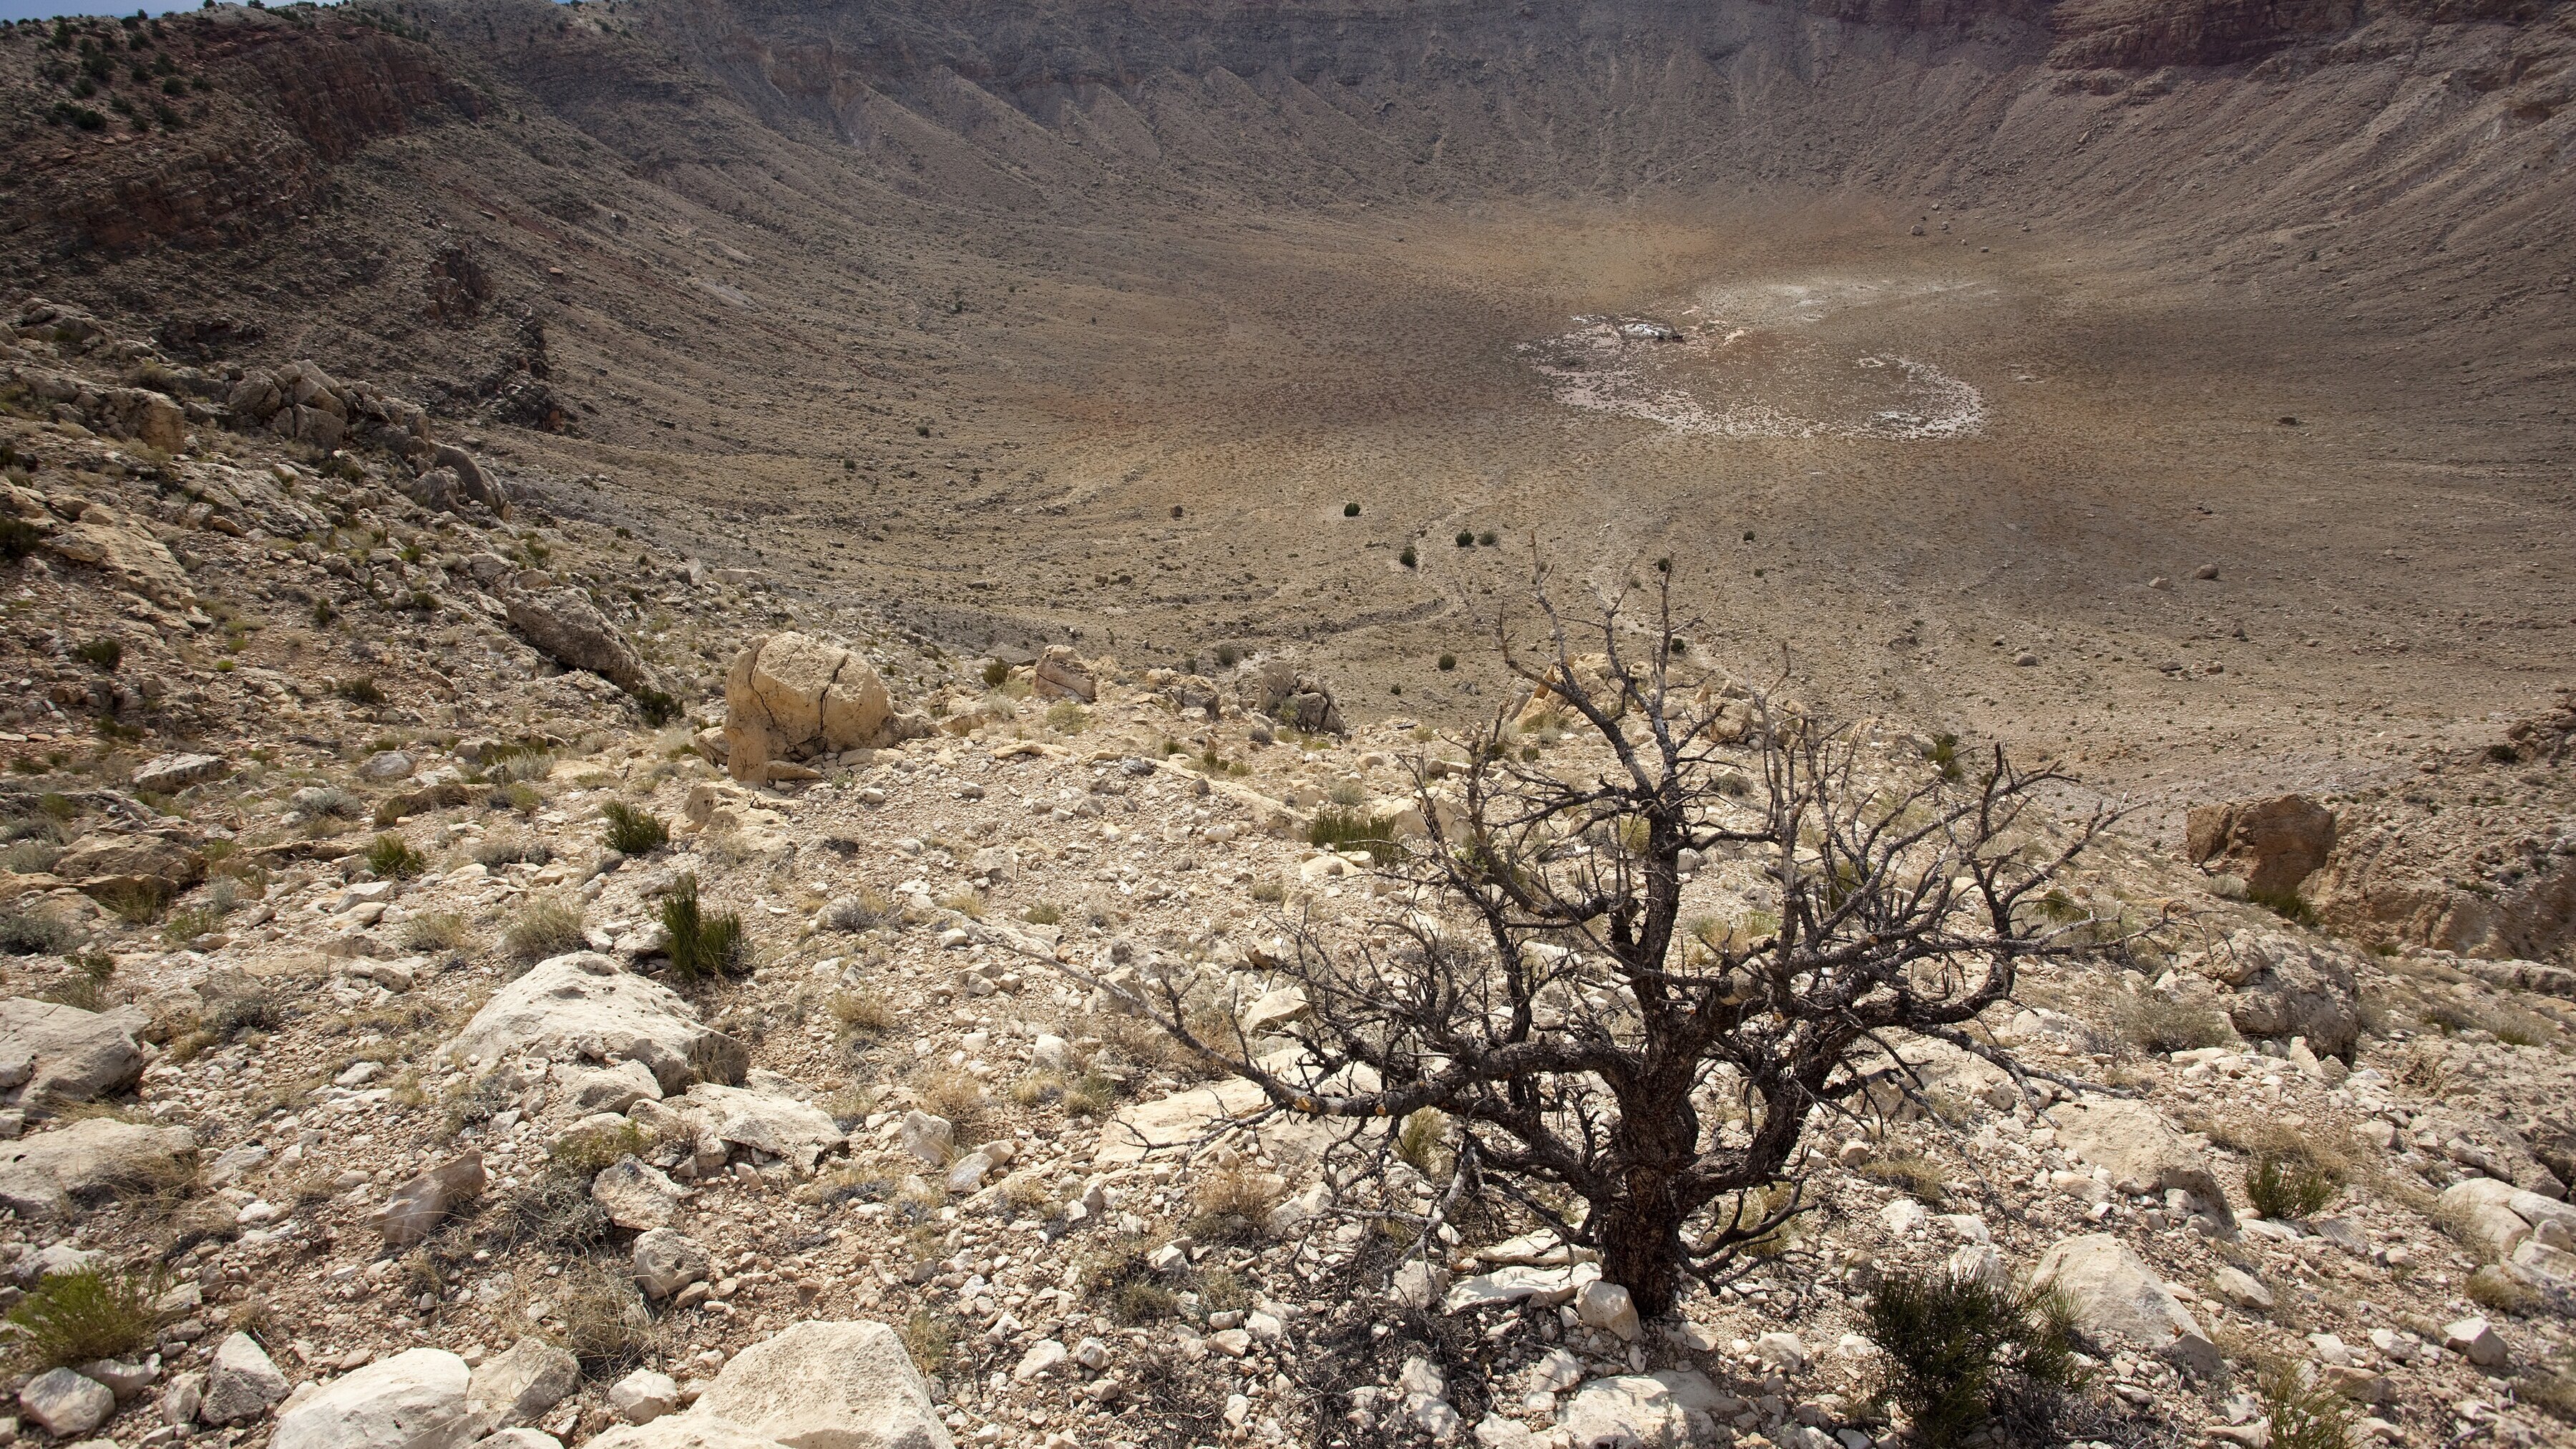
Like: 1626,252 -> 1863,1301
1559,1375 -> 1688,1449
44,514 -> 192,603
612,1369 -> 682,1425
54,831 -> 205,901
2187,794 -> 2336,897
593,1156 -> 686,1231
373,1152 -> 486,1248
20,1366 -> 114,1438
2032,1234 -> 2218,1372
0,1117 -> 195,1218
899,1111 -> 953,1166
585,1423 -> 790,1449
269,1347 -> 471,1449
2051,1099 -> 2236,1226
561,1059 -> 663,1116
1033,645 -> 1099,703
444,952 -> 746,1094
1575,1281 -> 1639,1341
130,751 -> 225,792
1096,1077 -> 1267,1164
722,633 -> 916,783
687,1318 -> 954,1449
200,1331 -> 291,1424
634,1228 -> 712,1299
464,1337 -> 577,1435
0,997 -> 149,1113
1236,658 -> 1344,733
673,1080 -> 844,1171
506,587 -> 664,698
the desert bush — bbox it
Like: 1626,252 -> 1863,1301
1397,1108 -> 1448,1173
1399,546 -> 1417,568
821,888 -> 896,932
72,637 -> 122,672
0,907 -> 73,956
299,785 -> 366,820
2112,993 -> 2236,1055
1,839 -> 61,874
1045,701 -> 1090,734
2464,1265 -> 2538,1315
1078,1236 -> 1181,1324
901,1307 -> 960,1372
1864,1267 -> 2082,1448
1304,806 -> 1400,857
661,874 -> 745,980
92,878 -> 169,924
6,1268 -> 162,1370
2258,1360 -> 2353,1449
549,1120 -> 647,1178
1023,901 -> 1064,926
1062,1072 -> 1118,1118
548,1259 -> 658,1377
504,897 -> 586,963
491,781 -> 544,815
829,989 -> 893,1038
1454,530 -> 1474,547
914,1068 -> 990,1142
1189,1166 -> 1283,1244
2247,1151 -> 2339,1220
474,829 -> 552,867
398,911 -> 473,953
334,675 -> 386,706
365,831 -> 428,879
600,801 -> 668,855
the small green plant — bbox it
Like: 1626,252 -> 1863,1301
1436,653 -> 1456,672
1397,1107 -> 1447,1173
310,597 -> 336,627
1024,901 -> 1065,925
2112,994 -> 2235,1055
660,874 -> 744,980
549,1120 -> 647,1177
1478,530 -> 1498,546
72,637 -> 122,671
1045,701 -> 1090,734
503,897 -> 586,963
398,911 -> 472,953
492,780 -> 544,815
0,517 -> 41,561
600,801 -> 668,855
365,832 -> 428,879
2248,886 -> 2318,927
0,907 -> 73,957
629,688 -> 681,728
1306,806 -> 1401,858
2247,1151 -> 2338,1220
1063,1071 -> 1117,1118
334,676 -> 386,706
1454,530 -> 1474,548
1863,1268 -> 2082,1448
1342,502 -> 1360,517
1188,1166 -> 1282,1244
1398,545 -> 1417,568
1921,731 -> 1963,784
900,1307 -> 959,1372
2257,1360 -> 2353,1449
6,1269 -> 162,1370
981,658 -> 1010,687
92,878 -> 168,924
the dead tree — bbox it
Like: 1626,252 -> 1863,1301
1089,567 -> 2119,1319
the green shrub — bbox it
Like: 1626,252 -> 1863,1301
2113,994 -> 2236,1055
398,911 -> 472,953
1343,502 -> 1360,517
1864,1268 -> 2082,1448
0,908 -> 73,956
829,989 -> 893,1038
1045,701 -> 1090,734
629,688 -> 681,728
1477,530 -> 1498,546
474,829 -> 551,867
1399,546 -> 1416,568
980,659 -> 1010,687
1436,653 -> 1456,672
550,1120 -> 646,1176
1307,806 -> 1401,858
2247,1151 -> 2338,1220
600,801 -> 668,855
2248,886 -> 2318,927
2258,1361 -> 2353,1449
334,676 -> 386,706
1454,530 -> 1474,548
365,832 -> 428,879
660,874 -> 744,980
0,517 -> 41,561
72,637 -> 122,671
6,1269 -> 161,1370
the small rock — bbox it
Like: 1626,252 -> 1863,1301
1014,1340 -> 1067,1382
373,1152 -> 486,1248
608,1369 -> 679,1425
20,1366 -> 114,1437
591,1157 -> 686,1231
200,1330 -> 291,1424
632,1228 -> 711,1300
1576,1281 -> 1639,1342
464,1336 -> 577,1435
2444,1317 -> 2508,1368
901,1111 -> 954,1166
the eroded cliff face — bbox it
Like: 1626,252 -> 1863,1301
1,14 -> 480,260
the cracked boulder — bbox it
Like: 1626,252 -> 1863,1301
444,952 -> 746,1094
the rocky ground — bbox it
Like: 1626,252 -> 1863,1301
0,299 -> 2573,1449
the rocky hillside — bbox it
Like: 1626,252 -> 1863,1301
2,300 -> 2575,1449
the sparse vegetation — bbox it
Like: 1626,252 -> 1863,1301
398,911 -> 473,953
504,897 -> 587,963
6,1268 -> 162,1370
0,907 -> 74,957
72,636 -> 122,671
1864,1268 -> 2082,1448
2112,992 -> 2236,1055
549,1120 -> 648,1176
2256,1359 -> 2353,1449
474,829 -> 552,867
600,801 -> 668,854
660,874 -> 744,980
365,831 -> 428,879
2247,1150 -> 2339,1220
829,988 -> 893,1038
821,888 -> 895,932
1304,806 -> 1400,857
333,675 -> 386,706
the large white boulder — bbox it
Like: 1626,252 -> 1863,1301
1558,1375 -> 1688,1449
2051,1100 -> 2236,1224
200,1330 -> 291,1424
673,1079 -> 845,1171
723,634 -> 922,782
444,952 -> 746,1093
2032,1234 -> 2220,1373
688,1319 -> 953,1449
0,1117 -> 197,1218
270,1347 -> 471,1449
0,997 -> 149,1111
